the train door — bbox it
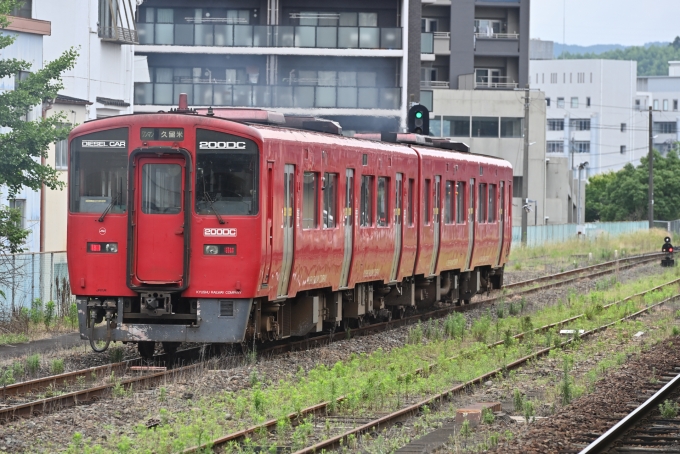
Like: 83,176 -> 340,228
134,157 -> 186,284
390,173 -> 403,282
465,178 -> 475,270
496,181 -> 505,266
263,161 -> 274,284
339,169 -> 354,288
429,175 -> 441,276
277,165 -> 295,298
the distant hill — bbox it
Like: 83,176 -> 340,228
553,42 -> 670,57
557,40 -> 680,76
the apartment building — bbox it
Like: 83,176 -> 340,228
0,2 -> 51,252
637,61 -> 680,155
133,0 -> 421,134
531,59 -> 648,177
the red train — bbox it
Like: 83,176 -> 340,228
68,96 -> 512,357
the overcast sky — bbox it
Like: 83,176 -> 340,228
531,0 -> 680,46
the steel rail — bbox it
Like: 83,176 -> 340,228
186,283 -> 680,453
0,252 -> 662,423
579,372 -> 680,453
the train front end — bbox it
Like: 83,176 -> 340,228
67,108 -> 263,355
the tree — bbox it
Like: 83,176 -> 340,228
672,36 -> 680,50
586,148 -> 680,222
560,44 -> 680,76
0,0 -> 78,252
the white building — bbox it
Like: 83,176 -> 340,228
636,61 -> 680,155
530,59 -> 648,177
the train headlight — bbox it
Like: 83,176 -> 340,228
88,242 -> 118,253
105,243 -> 118,253
204,245 -> 219,255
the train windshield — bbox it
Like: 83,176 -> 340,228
195,129 -> 259,216
69,128 -> 128,214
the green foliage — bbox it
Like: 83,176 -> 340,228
29,298 -> 42,324
560,359 -> 573,406
25,353 -> 40,375
481,407 -> 495,424
66,303 -> 78,330
0,0 -> 78,252
560,41 -> 680,76
673,326 -> 680,336
523,400 -> 535,424
459,419 -> 472,440
407,322 -> 424,345
513,388 -> 524,412
660,399 -> 679,418
109,346 -> 124,363
444,313 -> 466,339
586,150 -> 680,222
0,369 -> 14,386
471,315 -> 491,342
44,300 -> 55,328
50,359 -> 64,375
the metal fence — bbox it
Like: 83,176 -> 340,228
654,220 -> 680,237
0,251 -> 70,318
511,221 -> 649,248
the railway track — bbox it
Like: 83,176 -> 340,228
579,369 -> 680,453
184,277 -> 680,453
0,252 -> 663,424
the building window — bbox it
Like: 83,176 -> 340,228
548,119 -> 564,131
577,72 -> 585,83
512,177 -> 522,198
570,73 -> 573,83
423,179 -> 431,225
360,175 -> 374,227
654,122 -> 678,134
430,116 -> 442,137
546,97 -> 551,107
442,116 -> 470,137
547,141 -> 564,153
323,172 -> 337,229
654,99 -> 659,110
376,177 -> 389,227
10,0 -> 31,18
55,139 -> 68,170
551,73 -> 557,83
574,141 -> 591,153
9,199 -> 26,229
571,119 -> 591,131
621,123 -> 627,133
664,99 -> 669,111
590,72 -> 593,83
586,97 -> 591,107
571,97 -> 579,108
542,73 -> 545,83
456,182 -> 465,223
674,100 -> 679,111
620,145 -> 627,154
471,117 -> 499,138
557,97 -> 565,108
500,118 -> 523,138
422,17 -> 439,32
477,183 -> 487,223
636,99 -> 641,110
302,172 -> 318,229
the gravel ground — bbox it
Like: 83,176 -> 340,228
0,261 -> 666,453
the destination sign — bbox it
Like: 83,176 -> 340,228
140,128 -> 185,141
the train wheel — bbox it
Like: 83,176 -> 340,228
137,341 -> 155,359
462,299 -> 471,305
393,307 -> 406,320
162,342 -> 181,356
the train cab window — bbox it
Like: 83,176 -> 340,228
477,183 -> 487,223
423,179 -> 431,225
456,182 -> 465,224
445,181 -> 454,224
376,177 -> 389,227
141,164 -> 182,214
488,184 -> 497,223
323,172 -> 337,229
360,175 -> 374,226
302,172 -> 319,229
69,128 -> 128,214
195,129 -> 259,216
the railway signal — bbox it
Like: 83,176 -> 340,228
662,236 -> 675,267
407,104 -> 429,135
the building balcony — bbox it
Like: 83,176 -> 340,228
474,32 -> 519,40
434,32 -> 450,54
421,32 -> 434,54
474,35 -> 520,56
458,74 -> 518,90
99,26 -> 138,44
137,24 -> 402,50
134,83 -> 401,110
420,80 -> 450,89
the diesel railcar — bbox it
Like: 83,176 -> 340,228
68,97 -> 512,357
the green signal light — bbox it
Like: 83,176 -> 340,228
415,111 -> 423,119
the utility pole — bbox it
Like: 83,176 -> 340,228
648,106 -> 654,228
521,86 -> 530,246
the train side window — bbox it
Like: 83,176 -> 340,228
302,171 -> 318,229
323,172 -> 337,229
477,183 -> 487,223
488,184 -> 497,223
423,179 -> 431,225
376,177 -> 389,227
407,178 -> 415,226
445,180 -> 454,224
456,182 -> 465,223
360,175 -> 374,227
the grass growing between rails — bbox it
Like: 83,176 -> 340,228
0,332 -> 28,346
58,269 -> 680,454
508,229 -> 668,271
